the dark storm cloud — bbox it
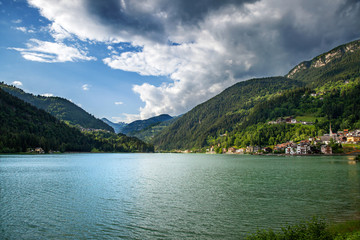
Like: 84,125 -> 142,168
85,0 -> 258,42
23,0 -> 360,118
86,0 -> 165,41
160,0 -> 258,23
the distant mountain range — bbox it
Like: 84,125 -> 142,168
101,114 -> 174,142
0,83 -> 113,132
101,118 -> 127,134
153,39 -> 360,150
121,114 -> 173,135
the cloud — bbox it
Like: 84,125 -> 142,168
48,22 -> 72,41
10,39 -> 96,63
40,93 -> 54,97
27,0 -> 360,119
82,84 -> 90,91
14,26 -> 35,33
15,27 -> 27,33
114,101 -> 123,105
12,81 -> 23,87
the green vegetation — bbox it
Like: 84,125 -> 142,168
210,80 -> 360,149
0,88 -> 153,153
153,77 -> 304,150
286,39 -> 360,89
246,218 -> 360,240
85,131 -> 154,153
122,114 -> 173,135
0,82 -> 113,132
131,116 -> 179,142
152,40 -> 360,151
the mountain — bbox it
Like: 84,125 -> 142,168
121,114 -> 173,135
0,83 -> 113,132
286,39 -> 360,88
130,116 -> 180,143
0,87 -> 153,153
0,87 -> 94,153
152,77 -> 304,150
153,39 -> 360,150
101,118 -> 127,134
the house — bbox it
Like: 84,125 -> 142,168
285,146 -> 297,155
285,117 -> 293,123
236,148 -> 245,154
321,145 -> 332,155
253,146 -> 261,152
246,146 -> 254,153
35,147 -> 45,154
275,142 -> 293,152
227,147 -> 236,153
246,146 -> 260,153
291,119 -> 297,124
296,144 -> 311,155
347,136 -> 360,143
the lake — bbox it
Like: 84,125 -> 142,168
0,153 -> 359,239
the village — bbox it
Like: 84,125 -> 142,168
207,121 -> 360,155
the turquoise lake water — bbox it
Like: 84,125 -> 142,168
0,153 -> 359,239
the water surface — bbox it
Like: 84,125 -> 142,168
0,153 -> 359,239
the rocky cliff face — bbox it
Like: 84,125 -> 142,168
286,39 -> 360,79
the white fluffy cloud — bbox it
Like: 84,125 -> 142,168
24,0 -> 360,118
10,39 -> 96,63
12,81 -> 23,87
114,101 -> 123,105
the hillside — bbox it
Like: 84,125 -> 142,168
0,88 -> 153,153
121,114 -> 173,135
101,118 -> 127,134
286,39 -> 360,89
130,116 -> 179,142
153,39 -> 360,150
152,77 -> 304,150
0,87 -> 93,153
0,83 -> 113,132
210,82 -> 360,149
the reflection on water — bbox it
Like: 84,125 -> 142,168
0,154 -> 359,239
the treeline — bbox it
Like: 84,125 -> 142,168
207,79 -> 360,149
0,82 -> 113,132
86,131 -> 154,153
153,77 -> 304,150
0,88 -> 153,153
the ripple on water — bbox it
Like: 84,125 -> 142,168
0,154 -> 359,239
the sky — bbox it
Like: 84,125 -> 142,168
0,0 -> 359,123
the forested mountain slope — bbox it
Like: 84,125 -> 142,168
0,83 -> 113,132
153,77 -> 304,150
122,114 -> 173,135
0,88 -> 153,153
286,39 -> 360,88
153,39 -> 360,150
